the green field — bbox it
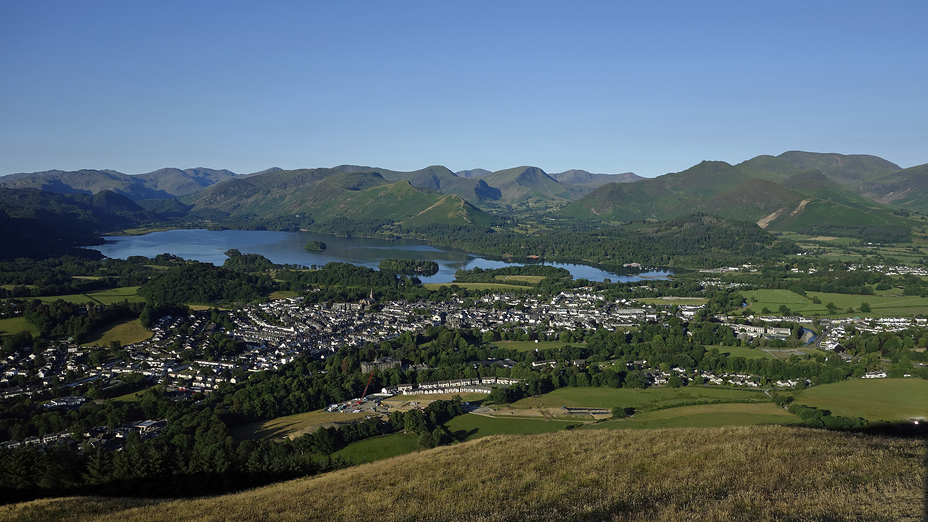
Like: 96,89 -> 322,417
511,386 -> 769,411
422,282 -> 527,291
0,316 -> 39,337
706,345 -> 776,360
334,432 -> 420,464
82,318 -> 152,347
742,288 -> 928,317
492,340 -> 587,353
231,410 -> 371,441
33,286 -> 145,305
635,297 -> 708,306
586,402 -> 798,430
494,275 -> 544,284
446,413 -> 577,441
788,378 -> 928,421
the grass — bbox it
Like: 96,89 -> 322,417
82,319 -> 152,347
230,410 -> 372,441
0,316 -> 39,337
510,386 -> 770,411
9,426 -> 923,521
493,275 -> 544,284
333,432 -> 419,464
492,340 -> 587,353
587,402 -> 799,430
705,345 -> 776,360
268,290 -> 299,300
635,297 -> 708,306
787,378 -> 928,421
741,288 -> 928,317
422,282 -> 528,291
32,287 -> 144,305
446,413 -> 578,441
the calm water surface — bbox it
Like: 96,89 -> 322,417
92,229 -> 671,284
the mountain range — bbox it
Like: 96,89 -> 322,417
1,151 -> 926,251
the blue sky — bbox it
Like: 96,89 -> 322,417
1,1 -> 925,177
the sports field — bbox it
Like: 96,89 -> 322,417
492,340 -> 587,353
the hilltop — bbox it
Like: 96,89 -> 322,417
3,425 -> 923,521
560,152 -> 922,240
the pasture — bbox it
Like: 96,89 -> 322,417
588,402 -> 798,430
82,318 -> 152,347
422,282 -> 527,291
231,410 -> 373,441
0,316 -> 39,337
787,378 -> 928,421
510,386 -> 769,411
334,432 -> 419,464
741,288 -> 928,317
492,340 -> 587,353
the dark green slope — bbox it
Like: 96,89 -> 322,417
0,188 -> 160,259
860,163 -> 928,213
186,168 -> 497,229
559,161 -> 752,221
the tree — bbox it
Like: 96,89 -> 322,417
859,302 -> 871,313
611,406 -> 626,418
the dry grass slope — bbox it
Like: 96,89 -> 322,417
3,426 -> 925,521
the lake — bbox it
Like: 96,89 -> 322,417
91,229 -> 672,284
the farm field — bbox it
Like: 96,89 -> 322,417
334,432 -> 419,464
82,318 -> 152,347
0,316 -> 39,337
231,410 -> 373,441
587,403 -> 799,430
492,340 -> 587,353
269,290 -> 299,300
741,288 -> 928,317
510,386 -> 769,411
787,378 -> 928,421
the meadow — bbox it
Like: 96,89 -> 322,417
742,288 -> 928,317
589,402 -> 798,430
422,282 -> 527,291
333,432 -> 419,464
8,426 -> 922,521
33,286 -> 144,305
82,318 -> 152,347
510,386 -> 770,411
230,410 -> 372,441
492,340 -> 587,353
787,378 -> 928,421
0,316 -> 39,337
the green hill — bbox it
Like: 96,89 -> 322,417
6,426 -> 923,521
186,168 -> 497,230
478,166 -> 575,206
736,151 -> 901,186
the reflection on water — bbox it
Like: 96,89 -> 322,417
92,229 -> 671,284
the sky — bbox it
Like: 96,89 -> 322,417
1,1 -> 926,178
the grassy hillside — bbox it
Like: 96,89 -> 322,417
5,426 -> 923,521
737,151 -> 901,186
0,168 -> 236,200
